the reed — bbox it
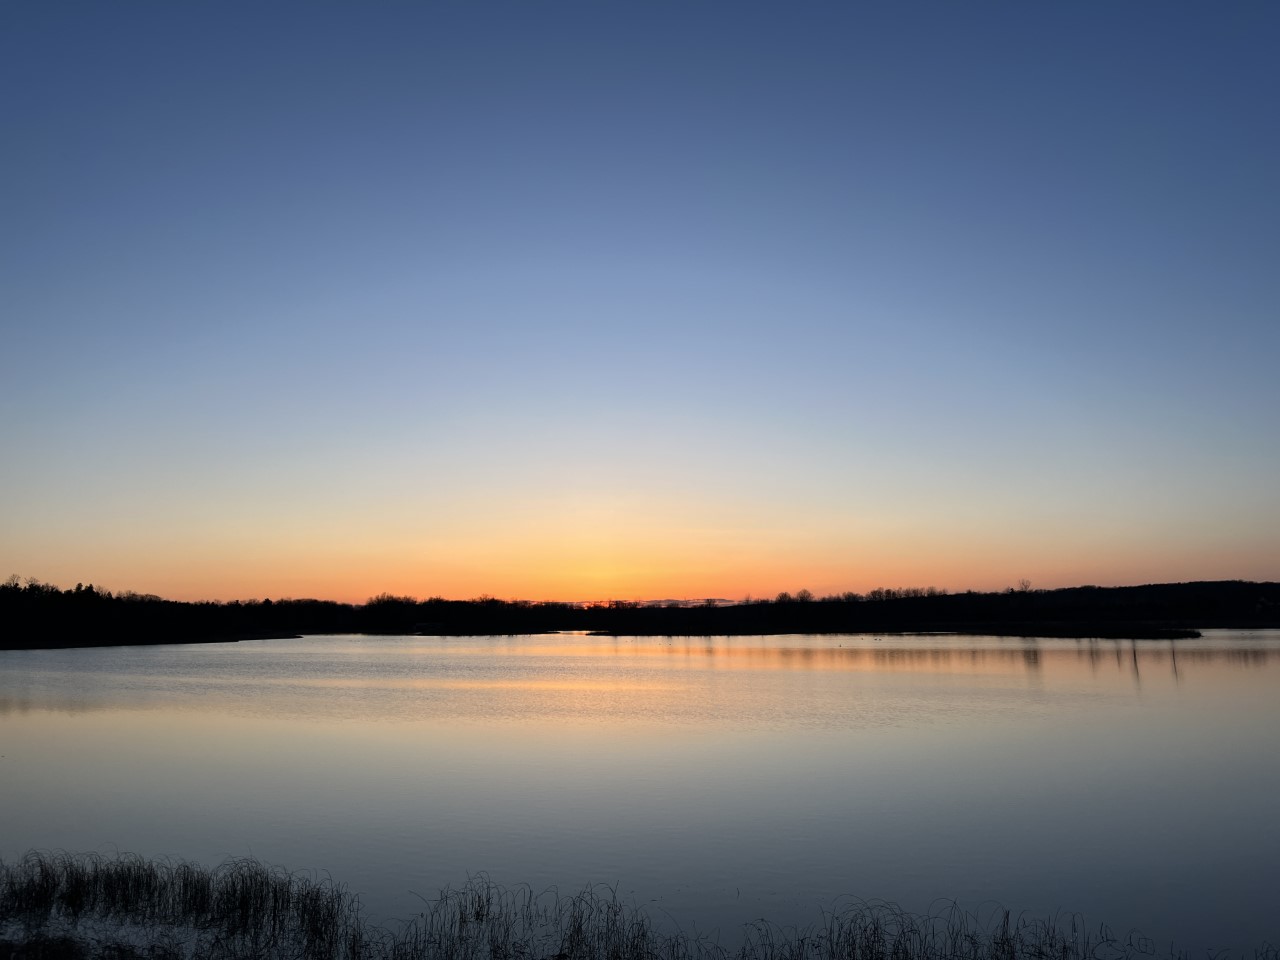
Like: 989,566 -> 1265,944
0,851 -> 365,959
2,852 -> 1274,960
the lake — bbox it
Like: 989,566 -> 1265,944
1,631 -> 1277,953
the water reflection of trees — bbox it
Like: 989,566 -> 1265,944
2,637 -> 1275,723
586,638 -> 1274,675
1074,638 -> 1272,669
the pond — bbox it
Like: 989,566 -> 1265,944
1,631 -> 1277,952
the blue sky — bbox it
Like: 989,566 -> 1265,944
2,2 -> 1277,601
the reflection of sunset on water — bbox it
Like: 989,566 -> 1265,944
3,630 -> 1279,954
2,632 -> 1275,725
376,634 -> 1276,679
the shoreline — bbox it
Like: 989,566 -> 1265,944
0,625 -> 1207,652
6,578 -> 1278,651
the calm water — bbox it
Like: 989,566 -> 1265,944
1,631 -> 1278,951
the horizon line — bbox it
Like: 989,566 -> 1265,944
8,575 -> 1276,608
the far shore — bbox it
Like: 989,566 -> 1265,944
0,625 -> 1203,652
4,578 -> 1277,651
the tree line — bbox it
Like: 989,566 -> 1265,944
4,575 -> 1279,649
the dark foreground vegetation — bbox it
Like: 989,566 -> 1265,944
4,576 -> 1280,650
4,852 -> 1273,960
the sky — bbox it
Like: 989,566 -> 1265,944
2,2 -> 1278,603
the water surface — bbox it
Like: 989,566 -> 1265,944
1,632 -> 1277,951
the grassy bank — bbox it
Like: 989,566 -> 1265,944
1,852 -> 1273,960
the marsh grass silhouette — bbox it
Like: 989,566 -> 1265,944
3,852 -> 1274,960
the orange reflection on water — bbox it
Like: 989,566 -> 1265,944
405,635 -> 1275,680
287,676 -> 683,692
2,633 -> 1274,726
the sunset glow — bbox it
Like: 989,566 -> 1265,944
2,4 -> 1277,602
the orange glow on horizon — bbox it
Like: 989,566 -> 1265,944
10,496 -> 1276,605
25,551 -> 1278,607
